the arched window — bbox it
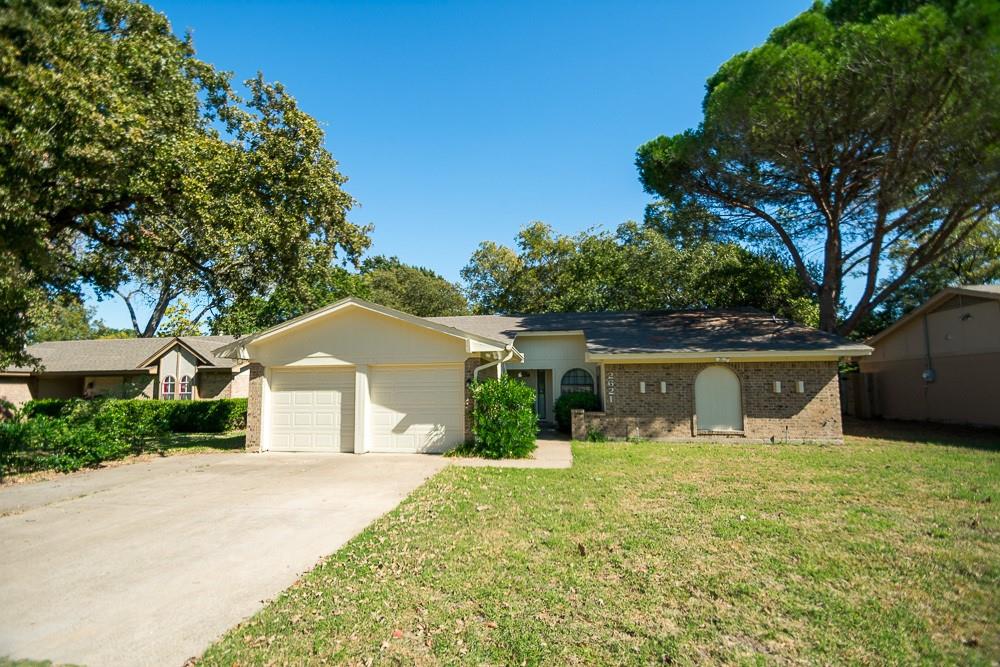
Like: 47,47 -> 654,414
560,368 -> 594,394
161,375 -> 176,400
179,375 -> 193,400
694,366 -> 743,432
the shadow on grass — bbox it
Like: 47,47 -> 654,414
160,431 -> 246,453
844,416 -> 1000,452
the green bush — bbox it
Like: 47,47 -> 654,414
554,391 -> 601,433
1,397 -> 248,479
469,376 -> 538,459
166,398 -> 248,432
0,415 -> 139,477
20,398 -> 74,419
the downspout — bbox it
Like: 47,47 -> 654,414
473,345 -> 517,381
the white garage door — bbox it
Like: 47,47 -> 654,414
369,365 -> 464,453
269,368 -> 354,452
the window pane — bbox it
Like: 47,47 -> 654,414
560,368 -> 594,394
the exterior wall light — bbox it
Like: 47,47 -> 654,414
773,381 -> 782,393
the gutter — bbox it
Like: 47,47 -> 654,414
473,345 -> 517,381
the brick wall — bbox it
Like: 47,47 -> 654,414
197,370 -> 232,399
574,361 -> 842,443
245,363 -> 265,452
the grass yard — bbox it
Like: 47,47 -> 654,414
201,423 -> 999,666
160,430 -> 246,455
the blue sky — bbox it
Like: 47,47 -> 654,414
90,0 -> 811,329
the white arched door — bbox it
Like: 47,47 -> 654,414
695,366 -> 743,432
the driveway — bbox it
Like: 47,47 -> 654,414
0,452 -> 447,667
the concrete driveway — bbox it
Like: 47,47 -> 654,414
0,452 -> 446,667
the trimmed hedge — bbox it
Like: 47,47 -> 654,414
554,391 -> 600,433
469,376 -> 538,459
1,398 -> 249,479
19,398 -> 70,419
18,397 -> 248,433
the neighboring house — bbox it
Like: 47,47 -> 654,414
212,297 -> 871,454
0,336 -> 249,408
853,285 -> 1000,428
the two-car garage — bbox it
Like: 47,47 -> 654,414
268,365 -> 465,454
214,298 -> 517,454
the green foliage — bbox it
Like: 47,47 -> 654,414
461,221 -> 818,326
212,264 -> 365,335
24,292 -> 132,344
157,298 -> 204,337
636,0 -> 1000,334
469,377 -> 538,459
212,254 -> 469,334
1,0 -> 370,356
166,399 -> 248,433
19,398 -> 73,419
554,391 -> 600,433
855,217 -> 1000,338
362,256 -> 468,316
1,398 -> 247,478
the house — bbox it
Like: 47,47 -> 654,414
853,285 -> 1000,428
211,297 -> 871,453
0,336 -> 249,408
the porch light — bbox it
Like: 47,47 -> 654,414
639,381 -> 646,394
773,381 -> 782,393
796,380 -> 805,393
660,381 -> 667,393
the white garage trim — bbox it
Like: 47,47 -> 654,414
368,364 -> 465,453
268,367 -> 355,452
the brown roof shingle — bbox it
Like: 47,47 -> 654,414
6,336 -> 240,374
429,309 -> 869,355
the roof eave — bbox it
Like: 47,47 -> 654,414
213,297 -> 515,360
865,286 -> 1000,347
585,348 -> 872,363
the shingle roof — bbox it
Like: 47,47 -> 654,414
6,336 -> 240,374
429,309 -> 869,356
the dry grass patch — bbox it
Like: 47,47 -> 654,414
200,427 -> 999,666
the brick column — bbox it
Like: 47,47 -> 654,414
571,409 -> 586,440
245,363 -> 265,452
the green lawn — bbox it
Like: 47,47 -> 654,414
201,423 -> 999,666
159,430 -> 246,455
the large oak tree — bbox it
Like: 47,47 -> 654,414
636,0 -> 1000,334
0,0 -> 369,365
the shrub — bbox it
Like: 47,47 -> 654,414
166,398 -> 248,433
0,415 -> 136,477
554,391 -> 600,433
1,397 -> 247,479
20,398 -> 75,419
469,376 -> 538,459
